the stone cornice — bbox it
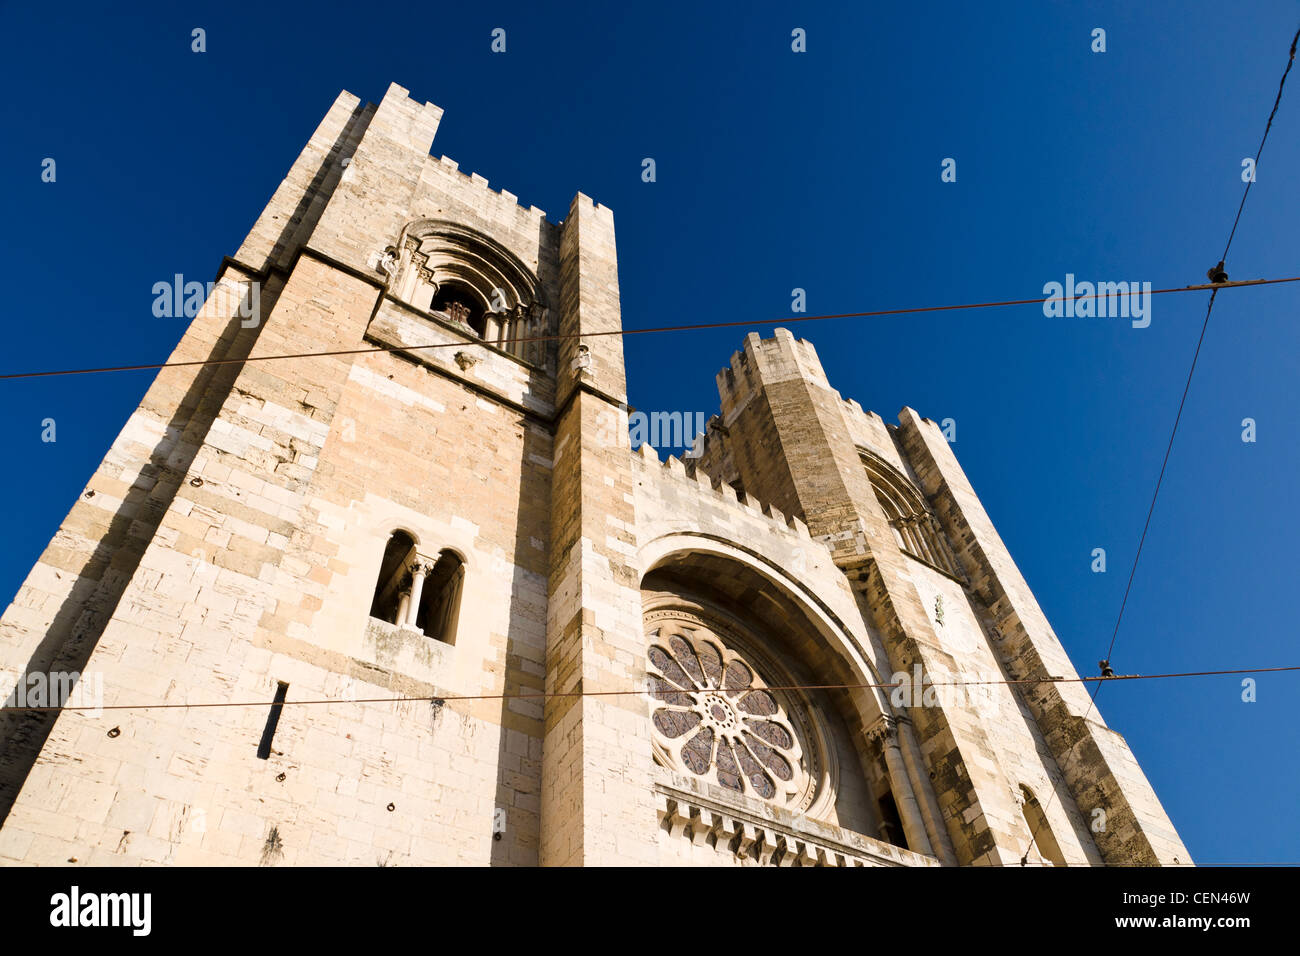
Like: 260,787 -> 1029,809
653,765 -> 939,867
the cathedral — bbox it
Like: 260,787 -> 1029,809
0,84 -> 1188,866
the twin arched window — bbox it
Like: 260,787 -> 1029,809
369,531 -> 464,644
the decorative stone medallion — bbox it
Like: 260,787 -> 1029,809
646,615 -> 809,808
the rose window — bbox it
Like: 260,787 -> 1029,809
648,621 -> 807,805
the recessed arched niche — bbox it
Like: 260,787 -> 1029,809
641,547 -> 898,846
860,449 -> 963,579
384,219 -> 553,370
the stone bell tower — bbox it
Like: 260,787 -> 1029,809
687,330 -> 1190,865
0,83 -> 629,866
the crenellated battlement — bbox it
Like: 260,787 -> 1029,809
303,82 -> 573,292
717,329 -> 834,423
632,442 -> 815,544
426,152 -> 559,232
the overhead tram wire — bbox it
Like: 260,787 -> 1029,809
3,663 -> 1298,713
0,275 -> 1297,381
4,27 -> 1297,867
1106,22 -> 1300,670
1017,21 -> 1300,867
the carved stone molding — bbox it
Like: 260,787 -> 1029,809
653,768 -> 938,867
384,219 -> 554,371
865,714 -> 900,748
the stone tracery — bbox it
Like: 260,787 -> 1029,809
647,617 -> 808,807
860,450 -> 962,578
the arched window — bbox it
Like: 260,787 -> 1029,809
642,553 -> 891,848
1020,785 -> 1067,866
412,550 -> 465,645
861,450 -> 962,578
368,532 -> 465,644
646,614 -> 809,806
385,220 -> 552,369
369,531 -> 417,624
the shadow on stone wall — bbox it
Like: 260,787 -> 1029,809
0,286 -> 274,826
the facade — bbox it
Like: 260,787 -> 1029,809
0,84 -> 1189,867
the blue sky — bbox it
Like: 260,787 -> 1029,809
1,1 -> 1297,864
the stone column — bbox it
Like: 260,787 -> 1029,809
910,516 -> 938,567
405,558 -> 433,628
926,515 -> 958,572
869,715 -> 934,857
395,582 -> 412,627
896,714 -> 958,865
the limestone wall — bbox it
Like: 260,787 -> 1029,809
0,83 -> 1189,868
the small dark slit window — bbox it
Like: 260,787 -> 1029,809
257,682 -> 289,760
